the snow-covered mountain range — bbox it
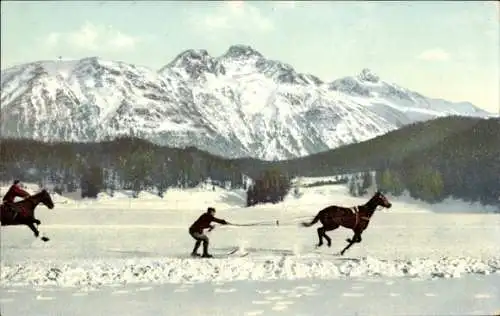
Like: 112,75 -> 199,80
0,45 -> 493,160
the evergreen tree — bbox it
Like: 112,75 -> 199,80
404,166 -> 444,203
360,171 -> 372,195
246,168 -> 291,206
348,175 -> 359,197
376,169 -> 404,196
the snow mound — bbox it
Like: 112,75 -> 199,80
95,191 -> 136,200
251,183 -> 497,214
0,181 -> 497,214
2,256 -> 499,288
136,191 -> 162,200
50,192 -> 75,205
161,187 -> 247,210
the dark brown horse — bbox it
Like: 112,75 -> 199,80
0,189 -> 55,242
301,191 -> 392,255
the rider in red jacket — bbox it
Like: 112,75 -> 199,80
2,180 -> 30,219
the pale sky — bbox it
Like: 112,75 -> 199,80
1,1 -> 498,113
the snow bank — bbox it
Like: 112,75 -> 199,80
383,191 -> 499,214
2,255 -> 499,288
257,183 -> 498,214
161,187 -> 246,210
292,176 -> 345,186
1,181 -> 497,214
96,191 -> 135,200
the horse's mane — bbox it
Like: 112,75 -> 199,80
24,189 -> 48,200
361,192 -> 382,211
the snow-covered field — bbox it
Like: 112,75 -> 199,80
1,183 -> 500,315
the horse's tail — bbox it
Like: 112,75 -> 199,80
300,212 -> 322,227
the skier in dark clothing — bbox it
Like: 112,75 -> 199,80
189,207 -> 229,258
2,180 -> 30,220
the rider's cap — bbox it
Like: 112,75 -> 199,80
13,179 -> 20,185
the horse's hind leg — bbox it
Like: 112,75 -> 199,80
316,226 -> 336,248
316,226 -> 334,248
322,229 -> 332,247
316,227 -> 325,247
323,224 -> 339,247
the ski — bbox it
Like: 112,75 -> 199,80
226,248 -> 239,256
213,248 -> 249,258
189,247 -> 246,259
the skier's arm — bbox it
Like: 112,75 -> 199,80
212,217 -> 228,225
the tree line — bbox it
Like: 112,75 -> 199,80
342,117 -> 499,205
0,137 -> 243,198
0,116 -> 498,206
0,136 -> 292,205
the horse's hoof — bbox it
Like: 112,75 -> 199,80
41,236 -> 50,242
346,238 -> 352,243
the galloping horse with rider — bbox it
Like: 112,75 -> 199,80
0,179 -> 54,241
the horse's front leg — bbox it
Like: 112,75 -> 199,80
28,218 -> 50,242
354,234 -> 362,243
346,231 -> 362,243
339,240 -> 354,256
341,232 -> 362,256
27,222 -> 40,238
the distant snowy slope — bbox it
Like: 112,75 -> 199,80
0,45 -> 494,160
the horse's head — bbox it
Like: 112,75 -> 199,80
373,191 -> 392,209
39,189 -> 55,209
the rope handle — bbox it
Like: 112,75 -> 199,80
227,215 -> 318,227
228,220 -> 280,227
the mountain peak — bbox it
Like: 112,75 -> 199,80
1,47 -> 492,161
357,68 -> 380,83
165,49 -> 212,68
222,45 -> 263,59
161,49 -> 222,79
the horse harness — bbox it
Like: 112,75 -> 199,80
350,206 -> 370,230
